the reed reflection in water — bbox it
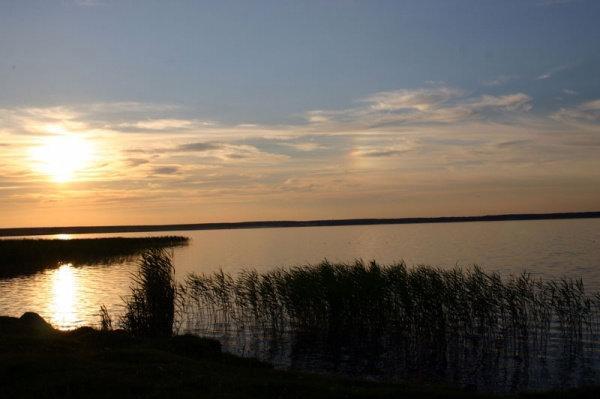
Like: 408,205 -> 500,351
180,262 -> 600,392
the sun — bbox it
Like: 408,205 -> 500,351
30,135 -> 94,183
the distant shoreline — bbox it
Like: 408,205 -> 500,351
1,211 -> 599,238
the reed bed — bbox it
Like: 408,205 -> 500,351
181,261 -> 600,390
0,236 -> 188,278
120,248 -> 177,337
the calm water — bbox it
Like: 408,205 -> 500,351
1,218 -> 600,330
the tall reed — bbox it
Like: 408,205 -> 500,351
181,261 -> 600,390
120,248 -> 177,337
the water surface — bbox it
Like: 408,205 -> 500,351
1,218 -> 599,330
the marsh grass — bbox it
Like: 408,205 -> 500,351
0,236 -> 188,278
120,248 -> 177,337
181,261 -> 600,390
98,305 -> 113,331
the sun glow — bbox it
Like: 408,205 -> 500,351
30,134 -> 94,183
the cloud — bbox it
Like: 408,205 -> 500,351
0,106 -> 85,136
305,87 -> 532,128
113,118 -> 216,133
124,158 -> 150,167
280,142 -> 326,152
351,148 -> 408,158
465,93 -> 532,112
496,139 -> 533,148
152,166 -> 180,175
177,142 -> 221,152
351,138 -> 417,158
552,99 -> 600,124
130,119 -> 193,130
83,102 -> 180,114
362,87 -> 463,112
174,142 -> 289,163
2,90 -> 600,227
535,64 -> 573,80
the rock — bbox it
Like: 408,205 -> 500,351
19,312 -> 54,334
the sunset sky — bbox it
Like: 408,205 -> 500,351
1,0 -> 599,228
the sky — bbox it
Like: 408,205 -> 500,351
1,0 -> 599,227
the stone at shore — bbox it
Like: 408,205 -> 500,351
0,312 -> 55,336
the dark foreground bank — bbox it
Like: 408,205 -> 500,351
1,313 -> 599,399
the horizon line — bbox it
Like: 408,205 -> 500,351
1,211 -> 599,238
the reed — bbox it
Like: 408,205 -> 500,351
98,305 -> 113,331
181,261 -> 600,389
120,248 -> 177,337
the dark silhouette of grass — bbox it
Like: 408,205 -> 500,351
183,261 -> 600,391
0,236 -> 188,278
120,248 -> 177,337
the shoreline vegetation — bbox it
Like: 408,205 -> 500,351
0,211 -> 598,237
120,249 -> 600,393
182,261 -> 600,392
0,236 -> 188,278
3,249 -> 600,396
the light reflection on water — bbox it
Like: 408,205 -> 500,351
0,260 -> 135,330
50,264 -> 77,328
54,234 -> 72,240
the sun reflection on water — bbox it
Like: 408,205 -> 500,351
54,234 -> 72,240
50,263 -> 79,328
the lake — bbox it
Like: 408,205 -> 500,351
1,218 -> 599,330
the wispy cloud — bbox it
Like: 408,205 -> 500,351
174,142 -> 288,163
306,87 -> 532,128
124,157 -> 150,168
280,142 -> 326,152
552,99 -> 600,124
127,119 -> 193,130
351,146 -> 410,158
152,166 -> 180,175
535,64 -> 574,80
362,87 -> 463,112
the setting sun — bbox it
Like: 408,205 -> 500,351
30,134 -> 94,183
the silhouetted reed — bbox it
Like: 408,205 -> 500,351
0,236 -> 188,278
181,261 -> 600,391
120,248 -> 177,337
98,305 -> 113,331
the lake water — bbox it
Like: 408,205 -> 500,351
1,218 -> 600,330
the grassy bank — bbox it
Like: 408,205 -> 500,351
0,236 -> 188,278
0,312 -> 489,399
3,312 -> 600,398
